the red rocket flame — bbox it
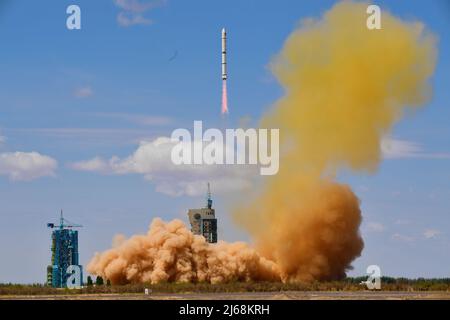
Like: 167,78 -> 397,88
221,80 -> 228,115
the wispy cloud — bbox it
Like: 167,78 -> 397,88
357,185 -> 370,193
5,127 -> 181,152
0,151 -> 57,181
0,135 -> 5,145
395,219 -> 411,226
73,86 -> 94,98
114,0 -> 166,27
90,112 -> 173,126
381,137 -> 450,159
366,222 -> 385,233
423,229 -> 441,239
6,127 -> 156,145
117,12 -> 152,26
391,233 -> 415,243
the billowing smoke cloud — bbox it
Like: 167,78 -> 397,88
234,178 -> 364,282
234,0 -> 437,282
88,1 -> 437,284
88,219 -> 280,284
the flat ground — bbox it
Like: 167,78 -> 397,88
2,291 -> 450,300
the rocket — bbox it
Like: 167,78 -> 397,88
221,28 -> 229,115
221,28 -> 227,80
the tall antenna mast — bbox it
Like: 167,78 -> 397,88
60,209 -> 64,230
207,182 -> 212,209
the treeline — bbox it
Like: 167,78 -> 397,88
345,276 -> 450,291
1,277 -> 450,296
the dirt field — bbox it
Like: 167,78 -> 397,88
2,291 -> 450,300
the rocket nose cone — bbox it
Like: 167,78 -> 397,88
222,28 -> 226,35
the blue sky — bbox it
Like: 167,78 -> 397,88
0,0 -> 449,283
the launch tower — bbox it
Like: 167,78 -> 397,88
187,183 -> 218,243
46,211 -> 83,288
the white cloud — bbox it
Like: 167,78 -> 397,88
114,0 -> 166,27
391,233 -> 414,243
0,135 -> 5,145
70,156 -> 110,173
395,219 -> 411,225
74,86 -> 94,98
423,229 -> 441,239
0,151 -> 57,181
366,222 -> 385,233
70,136 -> 257,196
381,137 -> 450,159
117,12 -> 152,26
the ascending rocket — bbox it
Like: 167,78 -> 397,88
221,28 -> 227,80
221,28 -> 229,115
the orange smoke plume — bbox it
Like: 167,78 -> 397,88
87,219 -> 280,284
234,0 -> 437,282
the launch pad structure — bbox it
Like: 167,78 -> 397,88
187,183 -> 218,243
46,211 -> 83,288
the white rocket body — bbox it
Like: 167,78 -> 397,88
222,28 -> 227,80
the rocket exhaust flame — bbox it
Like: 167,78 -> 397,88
221,80 -> 228,115
88,1 -> 437,284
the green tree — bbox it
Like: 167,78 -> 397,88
86,276 -> 93,286
95,276 -> 104,286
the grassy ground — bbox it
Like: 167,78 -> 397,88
1,277 -> 450,296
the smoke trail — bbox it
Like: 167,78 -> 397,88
88,1 -> 437,284
221,80 -> 228,115
234,0 -> 437,282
